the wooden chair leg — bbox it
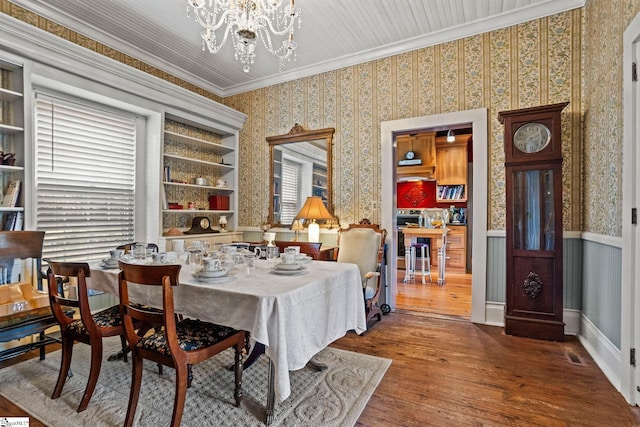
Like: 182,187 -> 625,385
124,355 -> 144,427
171,365 -> 189,427
119,335 -> 128,363
187,364 -> 193,388
51,335 -> 74,399
77,339 -> 102,412
234,341 -> 243,407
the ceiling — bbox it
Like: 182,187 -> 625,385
11,0 -> 584,97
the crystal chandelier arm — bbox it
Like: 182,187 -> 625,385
193,7 -> 235,32
202,25 -> 235,54
255,26 -> 294,58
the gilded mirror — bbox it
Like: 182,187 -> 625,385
267,124 -> 335,227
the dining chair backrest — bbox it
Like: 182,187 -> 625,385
0,231 -> 45,289
337,226 -> 384,279
0,231 -> 45,259
117,262 -> 181,349
46,261 -> 92,329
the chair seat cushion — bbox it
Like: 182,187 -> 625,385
66,303 -> 160,335
67,304 -> 122,335
136,318 -> 240,355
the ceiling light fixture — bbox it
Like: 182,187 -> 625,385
187,0 -> 301,73
447,129 -> 455,142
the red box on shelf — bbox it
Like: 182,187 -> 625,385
209,195 -> 229,210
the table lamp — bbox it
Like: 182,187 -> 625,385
290,219 -> 304,241
295,196 -> 333,243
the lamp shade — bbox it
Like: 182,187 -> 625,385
295,196 -> 333,243
295,196 -> 333,221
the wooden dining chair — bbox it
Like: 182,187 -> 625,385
46,260 -> 130,412
336,224 -> 387,326
118,262 -> 246,427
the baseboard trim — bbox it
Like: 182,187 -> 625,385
483,304 -> 580,336
577,313 -> 622,392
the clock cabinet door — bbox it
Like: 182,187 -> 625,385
505,163 -> 564,341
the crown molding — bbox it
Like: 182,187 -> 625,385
0,13 -> 246,130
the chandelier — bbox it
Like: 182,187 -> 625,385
187,0 -> 301,73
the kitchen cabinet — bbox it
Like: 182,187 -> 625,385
396,132 -> 436,178
435,136 -> 468,202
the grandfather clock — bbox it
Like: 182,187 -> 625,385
498,102 -> 568,341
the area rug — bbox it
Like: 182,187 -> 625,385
0,336 -> 390,426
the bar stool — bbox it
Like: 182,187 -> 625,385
403,243 -> 432,284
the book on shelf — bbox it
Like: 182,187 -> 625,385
2,180 -> 20,207
2,211 -> 23,231
437,184 -> 465,200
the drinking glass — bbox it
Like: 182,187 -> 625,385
266,246 -> 279,265
132,243 -> 146,262
188,248 -> 202,270
244,253 -> 257,276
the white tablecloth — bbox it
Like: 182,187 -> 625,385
88,259 -> 366,401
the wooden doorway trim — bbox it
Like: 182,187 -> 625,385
381,108 -> 488,323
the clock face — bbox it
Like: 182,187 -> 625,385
199,217 -> 210,229
405,151 -> 415,160
513,123 -> 551,153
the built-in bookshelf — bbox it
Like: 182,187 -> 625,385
0,56 -> 25,231
312,163 -> 327,203
161,114 -> 237,234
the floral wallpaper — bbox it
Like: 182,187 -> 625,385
582,0 -> 640,236
225,10 -> 583,231
5,0 -> 637,237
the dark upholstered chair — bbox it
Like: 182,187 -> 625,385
118,262 -> 246,427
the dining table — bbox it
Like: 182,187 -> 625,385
88,257 -> 366,424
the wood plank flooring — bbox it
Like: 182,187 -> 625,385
2,288 -> 640,425
395,270 -> 472,319
334,313 -> 640,426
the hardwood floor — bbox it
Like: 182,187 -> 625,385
2,301 -> 640,426
396,269 -> 472,319
334,313 -> 640,426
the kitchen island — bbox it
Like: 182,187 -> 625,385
401,224 -> 467,274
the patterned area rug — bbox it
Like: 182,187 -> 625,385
0,336 -> 390,426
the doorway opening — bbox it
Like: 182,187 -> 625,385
394,126 -> 473,320
380,108 -> 488,324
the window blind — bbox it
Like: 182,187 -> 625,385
280,158 -> 301,224
34,96 -> 136,261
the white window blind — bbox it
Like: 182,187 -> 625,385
280,158 -> 301,224
34,96 -> 136,261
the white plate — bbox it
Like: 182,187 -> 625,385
274,263 -> 305,271
99,263 -> 119,269
195,275 -> 235,284
196,269 -> 228,278
295,255 -> 312,261
270,269 -> 308,276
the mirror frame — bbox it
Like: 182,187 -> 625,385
267,124 -> 335,228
